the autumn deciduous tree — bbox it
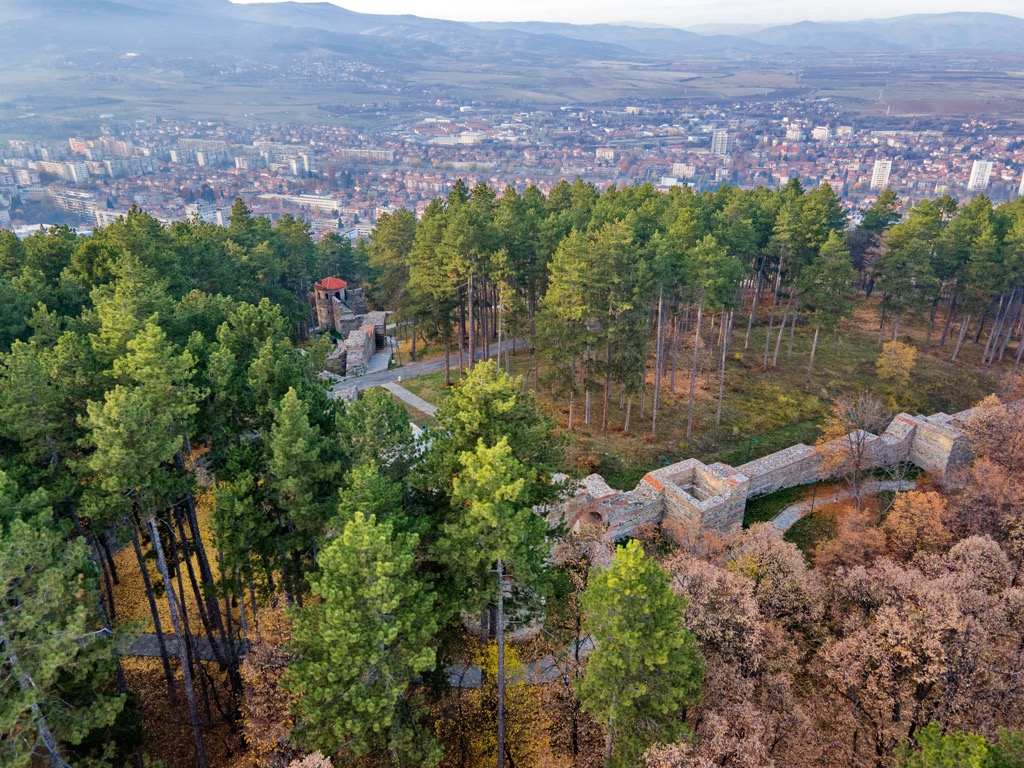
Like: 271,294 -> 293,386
877,340 -> 918,387
287,753 -> 333,768
964,395 -> 1024,475
883,490 -> 951,560
658,547 -> 821,768
813,501 -> 887,572
727,522 -> 820,632
815,546 -> 1024,766
815,393 -> 889,509
233,605 -> 295,768
577,540 -> 704,768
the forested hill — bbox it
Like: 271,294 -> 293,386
2,182 -> 1024,767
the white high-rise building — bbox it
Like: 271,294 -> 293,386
711,130 -> 733,156
967,160 -> 993,193
1018,171 -> 1024,198
870,159 -> 892,191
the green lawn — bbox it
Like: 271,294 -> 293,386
783,510 -> 839,554
398,369 -> 461,406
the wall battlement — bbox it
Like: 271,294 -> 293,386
549,404 -> 980,542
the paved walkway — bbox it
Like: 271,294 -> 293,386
382,381 -> 437,416
770,479 -> 918,531
329,339 -> 523,398
126,633 -> 246,663
125,633 -> 590,689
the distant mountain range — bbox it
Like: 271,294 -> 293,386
3,1 -> 1024,68
2,1 -> 1023,121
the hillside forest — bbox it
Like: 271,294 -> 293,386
2,179 -> 1024,768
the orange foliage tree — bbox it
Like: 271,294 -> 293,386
815,393 -> 889,509
876,340 -> 917,387
882,490 -> 951,560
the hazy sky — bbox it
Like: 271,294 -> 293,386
229,0 -> 1024,27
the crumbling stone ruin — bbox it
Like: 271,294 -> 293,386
338,326 -> 378,377
549,404 -> 985,542
313,277 -> 388,376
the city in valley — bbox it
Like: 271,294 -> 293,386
4,106 -> 1024,236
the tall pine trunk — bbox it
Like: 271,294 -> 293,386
670,309 -> 682,392
444,330 -> 452,386
652,286 -> 664,437
891,312 -> 902,341
951,313 -> 970,361
0,626 -> 74,768
130,516 -> 177,702
686,304 -> 704,441
496,559 -> 506,768
765,268 -> 778,370
924,299 -> 939,354
939,296 -> 958,347
481,279 -> 490,363
497,288 -> 504,371
602,335 -> 612,431
805,325 -> 821,385
772,294 -> 792,368
467,276 -> 476,370
787,299 -> 799,360
148,514 -> 209,768
745,265 -> 763,349
996,290 -> 1022,361
167,514 -> 214,725
716,310 -> 733,428
178,479 -> 237,689
458,288 -> 466,376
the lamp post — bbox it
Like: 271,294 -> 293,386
746,437 -> 760,463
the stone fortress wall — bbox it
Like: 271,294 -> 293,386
549,404 -> 987,542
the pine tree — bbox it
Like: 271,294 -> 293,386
1,474 -> 126,768
335,387 -> 416,482
82,320 -> 209,767
576,540 -> 704,768
442,437 -> 549,615
799,230 -> 856,384
267,387 -> 340,552
284,512 -> 440,767
423,360 -> 562,509
442,437 -> 551,768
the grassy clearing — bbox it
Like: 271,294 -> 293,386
399,298 -> 1002,487
398,369 -> 462,406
